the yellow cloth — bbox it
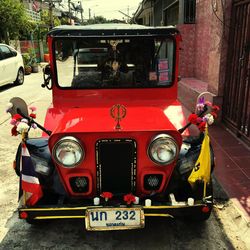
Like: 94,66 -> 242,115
188,125 -> 211,187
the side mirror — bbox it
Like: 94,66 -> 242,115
42,64 -> 52,90
7,97 -> 29,117
6,97 -> 52,136
44,64 -> 51,75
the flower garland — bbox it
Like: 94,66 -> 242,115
100,192 -> 137,206
100,192 -> 113,202
188,98 -> 220,132
123,193 -> 136,205
6,103 -> 38,137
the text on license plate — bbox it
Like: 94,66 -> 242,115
85,207 -> 144,231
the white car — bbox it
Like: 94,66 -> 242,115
0,44 -> 24,87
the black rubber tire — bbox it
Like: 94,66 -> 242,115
191,206 -> 212,221
14,143 -> 22,176
185,181 -> 213,222
25,218 -> 38,225
14,68 -> 24,85
25,218 -> 49,225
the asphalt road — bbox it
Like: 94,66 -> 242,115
0,71 -> 248,250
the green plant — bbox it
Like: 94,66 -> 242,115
27,48 -> 37,66
0,0 -> 36,44
22,53 -> 31,66
22,53 -> 32,75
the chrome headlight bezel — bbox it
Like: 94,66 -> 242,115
52,136 -> 84,168
148,134 -> 179,165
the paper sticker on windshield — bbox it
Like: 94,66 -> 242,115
159,71 -> 169,83
149,72 -> 157,81
158,59 -> 169,71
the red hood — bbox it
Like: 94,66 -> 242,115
52,106 -> 177,134
44,100 -> 190,136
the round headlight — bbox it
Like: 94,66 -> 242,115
148,134 -> 179,165
53,136 -> 84,167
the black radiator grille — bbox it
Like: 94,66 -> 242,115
96,139 -> 137,195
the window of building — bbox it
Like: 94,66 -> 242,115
164,2 -> 179,26
184,0 -> 196,24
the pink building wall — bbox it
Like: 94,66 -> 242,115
177,24 -> 196,78
178,0 -> 232,96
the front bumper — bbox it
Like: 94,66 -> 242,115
19,203 -> 211,221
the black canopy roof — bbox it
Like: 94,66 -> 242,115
48,23 -> 179,38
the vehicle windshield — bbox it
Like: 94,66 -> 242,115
55,37 -> 174,89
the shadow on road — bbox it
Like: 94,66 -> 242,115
0,210 -> 235,250
0,84 -> 16,93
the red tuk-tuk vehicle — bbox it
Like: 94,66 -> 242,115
7,24 -> 217,231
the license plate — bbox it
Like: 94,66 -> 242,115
85,207 -> 145,231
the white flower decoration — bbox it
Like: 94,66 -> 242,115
204,114 -> 214,125
16,122 -> 29,134
21,118 -> 29,124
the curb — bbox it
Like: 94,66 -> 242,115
213,176 -> 250,249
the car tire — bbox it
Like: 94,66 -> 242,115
192,206 -> 212,221
14,68 -> 24,85
185,181 -> 213,222
25,218 -> 50,225
14,143 -> 22,176
25,218 -> 38,225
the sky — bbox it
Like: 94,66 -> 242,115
62,0 -> 142,20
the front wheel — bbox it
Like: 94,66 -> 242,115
186,181 -> 213,222
191,205 -> 212,221
25,218 -> 40,225
14,68 -> 24,85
